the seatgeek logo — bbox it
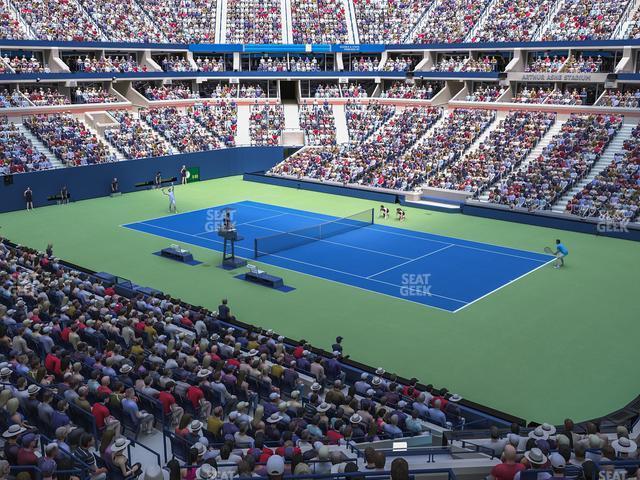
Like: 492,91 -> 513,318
205,209 -> 235,233
600,471 -> 628,480
400,273 -> 432,297
596,218 -> 630,233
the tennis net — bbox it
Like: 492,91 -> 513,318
254,208 -> 374,258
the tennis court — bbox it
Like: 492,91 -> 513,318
123,200 -> 554,312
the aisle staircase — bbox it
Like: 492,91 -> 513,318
477,118 -> 565,201
551,122 -> 637,212
17,124 -> 64,169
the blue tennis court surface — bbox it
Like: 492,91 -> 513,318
123,200 -> 553,312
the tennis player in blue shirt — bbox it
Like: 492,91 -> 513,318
554,239 -> 568,269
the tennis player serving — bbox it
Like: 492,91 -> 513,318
162,186 -> 177,213
545,239 -> 568,269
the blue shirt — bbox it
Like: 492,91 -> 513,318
557,243 -> 569,255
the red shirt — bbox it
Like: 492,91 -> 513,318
186,385 -> 204,408
326,429 -> 344,445
490,462 -> 525,480
158,391 -> 176,415
60,327 -> 71,342
17,448 -> 38,466
92,402 -> 110,430
97,385 -> 112,396
44,353 -> 61,376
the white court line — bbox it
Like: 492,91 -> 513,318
192,212 -> 290,237
366,244 -> 455,279
244,202 -> 552,263
128,222 -> 468,308
368,225 -> 551,263
129,199 -> 551,264
452,257 -> 556,313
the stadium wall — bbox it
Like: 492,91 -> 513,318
243,172 -> 401,203
244,173 -> 640,241
462,202 -> 640,241
0,147 -> 284,213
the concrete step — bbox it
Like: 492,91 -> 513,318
86,124 -> 126,161
551,123 -> 637,212
236,105 -> 252,146
333,104 -> 349,144
283,101 -> 301,130
17,123 -> 64,168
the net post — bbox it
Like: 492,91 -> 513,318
370,208 -> 374,225
254,238 -> 258,259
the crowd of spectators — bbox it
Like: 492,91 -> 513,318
0,0 -> 27,39
161,56 -> 195,72
289,57 -> 323,72
428,111 -> 556,193
24,114 -> 116,166
70,55 -> 145,74
142,106 -> 229,153
526,55 -> 566,72
350,57 -> 380,72
291,0 -> 349,44
431,56 -> 470,72
269,145 -> 344,178
342,83 -> 368,98
541,0 -> 630,41
353,0 -> 425,43
105,110 -> 172,159
469,0 -> 553,42
0,117 -> 51,174
346,107 -> 443,187
73,87 -> 120,104
77,0 -> 166,43
599,89 -> 640,107
512,87 -> 554,104
344,101 -> 396,144
196,57 -> 226,72
200,84 -> 239,99
299,101 -> 337,146
22,87 -> 70,106
309,84 -> 341,98
140,84 -> 199,101
190,102 -> 238,148
563,54 -> 605,72
136,0 -> 217,43
411,0 -> 490,44
2,54 -> 49,74
270,107 -> 442,184
383,57 -> 414,72
226,0 -> 282,44
365,108 -> 495,190
240,83 -> 267,98
464,85 -> 505,102
380,82 -> 437,100
627,7 -> 640,38
0,88 -> 29,108
0,238 -> 478,480
566,125 -> 639,221
10,0 -> 103,41
545,88 -> 589,105
431,55 -> 499,73
250,104 -> 284,146
256,57 -> 289,72
488,113 -> 623,210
